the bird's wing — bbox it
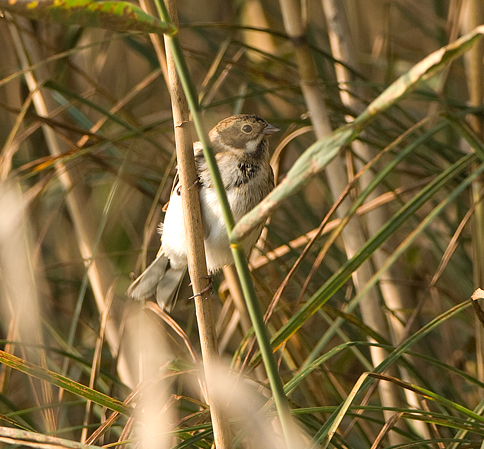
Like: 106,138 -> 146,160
163,141 -> 204,212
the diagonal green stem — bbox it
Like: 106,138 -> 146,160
152,0 -> 296,446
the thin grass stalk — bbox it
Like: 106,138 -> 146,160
0,427 -> 104,449
64,151 -> 128,382
0,89 -> 35,179
159,0 -> 233,447
137,0 -> 169,84
80,284 -> 115,443
278,0 -> 403,438
222,265 -> 252,337
151,1 -> 298,446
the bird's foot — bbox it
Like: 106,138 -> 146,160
188,176 -> 202,190
189,275 -> 214,299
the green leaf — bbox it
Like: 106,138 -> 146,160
0,350 -> 132,416
313,300 -> 473,448
1,0 -> 177,34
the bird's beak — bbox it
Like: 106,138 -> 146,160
263,123 -> 280,135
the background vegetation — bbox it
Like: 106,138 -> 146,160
0,0 -> 484,448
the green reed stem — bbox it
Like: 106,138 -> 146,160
152,0 -> 296,446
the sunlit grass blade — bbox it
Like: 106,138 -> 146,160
0,350 -> 131,415
1,0 -> 176,34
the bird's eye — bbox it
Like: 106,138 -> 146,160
242,124 -> 253,133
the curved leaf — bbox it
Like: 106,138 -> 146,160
1,0 -> 177,34
231,25 -> 484,243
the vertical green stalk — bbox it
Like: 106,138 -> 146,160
152,0 -> 297,447
231,248 -> 298,447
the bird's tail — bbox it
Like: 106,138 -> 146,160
127,254 -> 186,312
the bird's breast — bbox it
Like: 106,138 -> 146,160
234,162 -> 260,187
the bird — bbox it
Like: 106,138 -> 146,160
127,114 -> 279,311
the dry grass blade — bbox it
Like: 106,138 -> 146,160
369,412 -> 405,449
144,302 -> 199,365
0,427 -> 104,449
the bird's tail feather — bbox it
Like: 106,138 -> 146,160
127,254 -> 169,300
127,254 -> 187,312
156,266 -> 186,312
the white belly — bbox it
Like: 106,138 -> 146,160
161,185 -> 261,272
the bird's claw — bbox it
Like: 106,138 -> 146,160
189,275 -> 213,299
188,176 -> 202,190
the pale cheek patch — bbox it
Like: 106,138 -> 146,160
246,138 -> 261,153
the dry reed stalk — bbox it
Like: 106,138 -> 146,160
222,265 -> 252,336
322,0 -> 429,440
278,0 -> 404,439
159,0 -> 234,447
0,182 -> 56,431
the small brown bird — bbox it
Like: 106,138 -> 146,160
127,114 -> 279,311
